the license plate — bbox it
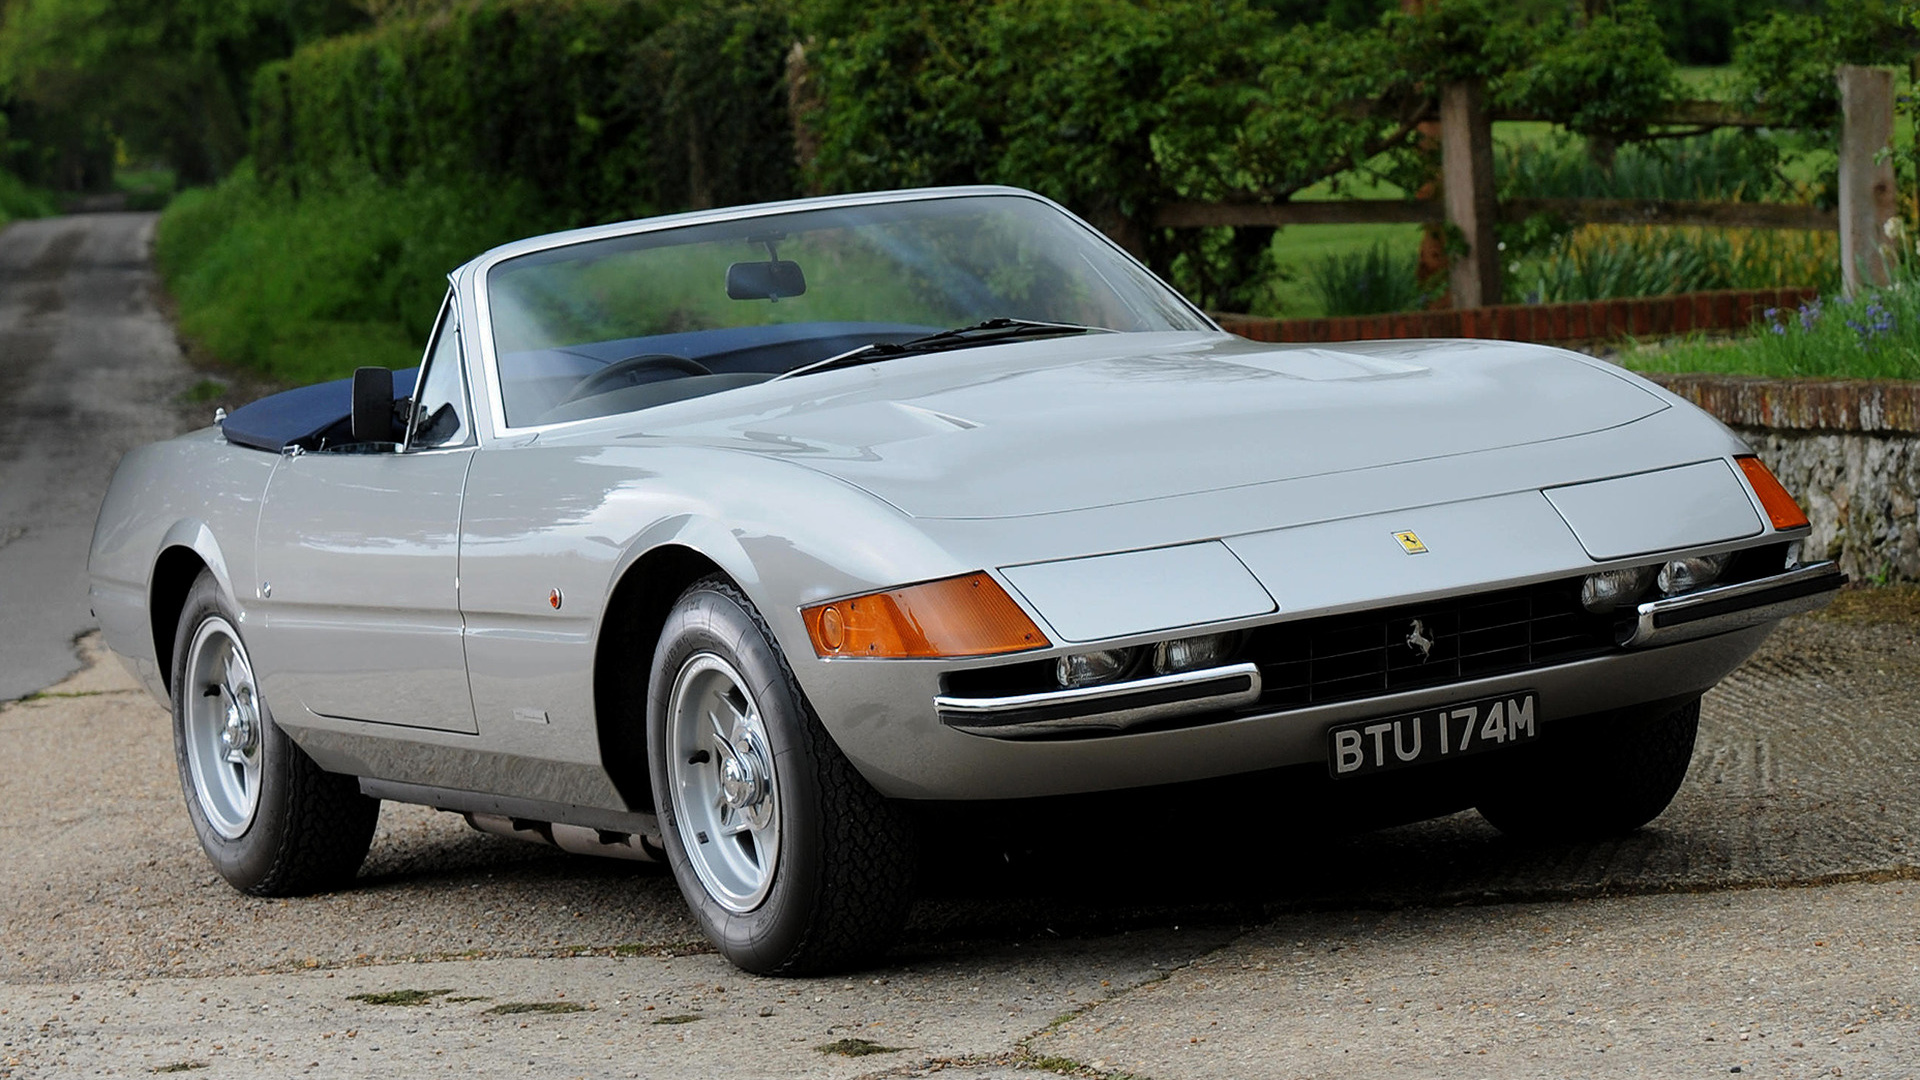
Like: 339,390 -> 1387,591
1327,691 -> 1539,778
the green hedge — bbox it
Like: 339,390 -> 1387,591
166,0 -> 1872,384
157,165 -> 555,384
251,0 -> 799,225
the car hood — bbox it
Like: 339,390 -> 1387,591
628,332 -> 1667,519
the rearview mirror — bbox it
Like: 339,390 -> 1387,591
726,259 -> 807,301
351,367 -> 395,443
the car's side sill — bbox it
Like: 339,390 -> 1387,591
358,778 -> 660,839
1624,561 -> 1846,648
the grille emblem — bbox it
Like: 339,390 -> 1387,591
1405,618 -> 1434,662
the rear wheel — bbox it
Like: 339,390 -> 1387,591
171,571 -> 378,895
647,577 -> 916,975
1476,696 -> 1701,841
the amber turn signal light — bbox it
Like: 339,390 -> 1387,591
1736,456 -> 1810,531
802,573 -> 1050,658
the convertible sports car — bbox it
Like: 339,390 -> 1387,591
90,186 -> 1842,974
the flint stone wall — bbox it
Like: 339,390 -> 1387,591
1644,374 -> 1920,583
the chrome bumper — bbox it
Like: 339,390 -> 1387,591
935,662 -> 1263,738
1624,561 -> 1846,648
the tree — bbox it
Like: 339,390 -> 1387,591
0,0 -> 367,187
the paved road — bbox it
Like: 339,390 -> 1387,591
1,214 -> 1917,1077
0,213 -> 196,700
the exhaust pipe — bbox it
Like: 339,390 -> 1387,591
463,812 -> 661,863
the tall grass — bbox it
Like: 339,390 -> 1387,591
0,171 -> 58,225
1624,222 -> 1920,379
1496,130 -> 1798,203
1625,283 -> 1920,381
156,167 -> 557,385
1508,225 -> 1839,304
1309,241 -> 1433,316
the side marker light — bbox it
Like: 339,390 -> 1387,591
1735,456 -> 1810,531
802,573 -> 1049,658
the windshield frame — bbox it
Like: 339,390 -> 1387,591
468,186 -> 1217,438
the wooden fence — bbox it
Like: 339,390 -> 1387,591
1161,66 -> 1897,307
1216,286 -> 1815,347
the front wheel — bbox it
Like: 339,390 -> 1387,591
647,578 -> 916,975
171,571 -> 378,895
1476,696 -> 1701,841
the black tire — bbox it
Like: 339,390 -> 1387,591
1476,696 -> 1701,841
170,571 -> 378,895
646,577 -> 916,975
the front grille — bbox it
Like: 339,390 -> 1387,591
1241,578 -> 1622,711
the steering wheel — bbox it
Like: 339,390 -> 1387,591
554,353 -> 713,408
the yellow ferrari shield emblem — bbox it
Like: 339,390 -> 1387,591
1393,530 -> 1428,554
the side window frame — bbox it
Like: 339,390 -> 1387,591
404,293 -> 476,453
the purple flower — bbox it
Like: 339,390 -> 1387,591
1847,301 -> 1895,348
1798,299 -> 1823,331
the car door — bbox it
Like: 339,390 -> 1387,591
251,297 -> 479,733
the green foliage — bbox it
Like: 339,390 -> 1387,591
1309,240 -> 1430,316
0,167 -> 57,223
1626,285 -> 1920,379
1497,130 -> 1793,203
253,0 -> 797,226
1507,224 -> 1839,303
0,0 -> 367,187
155,164 -> 553,384
1638,0 -> 1820,66
1734,0 -> 1919,137
1503,3 -> 1678,142
1492,129 -> 1804,260
802,0 -> 1694,305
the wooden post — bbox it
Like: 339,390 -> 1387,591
1838,65 -> 1897,295
1441,81 -> 1500,308
1402,0 -> 1447,295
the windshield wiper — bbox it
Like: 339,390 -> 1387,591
776,318 -> 1111,380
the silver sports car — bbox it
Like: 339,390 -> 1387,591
90,186 -> 1842,974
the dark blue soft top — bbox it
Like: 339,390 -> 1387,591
220,368 -> 418,452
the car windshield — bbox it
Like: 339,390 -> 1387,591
483,193 -> 1208,428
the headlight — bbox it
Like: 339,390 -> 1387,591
1580,566 -> 1655,613
1658,553 -> 1730,596
1057,648 -> 1136,688
802,573 -> 1049,658
1152,632 -> 1237,674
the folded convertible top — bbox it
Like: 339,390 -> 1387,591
219,368 -> 419,452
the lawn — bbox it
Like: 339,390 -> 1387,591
1260,121 -> 1551,318
1620,287 -> 1920,381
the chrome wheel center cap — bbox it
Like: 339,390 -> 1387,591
718,740 -> 768,811
221,691 -> 257,755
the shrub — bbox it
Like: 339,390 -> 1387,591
156,165 -> 554,384
1497,130 -> 1795,204
0,169 -> 58,222
1310,241 -> 1431,316
252,0 -> 798,225
1508,224 -> 1839,304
